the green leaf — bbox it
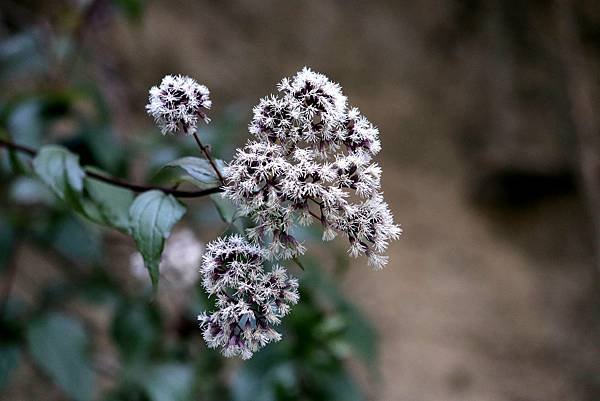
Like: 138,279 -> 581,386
129,190 -> 186,290
9,176 -> 54,205
339,304 -> 378,368
0,128 -> 28,175
6,99 -> 44,147
78,199 -> 107,226
210,194 -> 238,224
0,31 -> 47,82
301,258 -> 378,367
0,345 -> 20,390
82,125 -> 123,172
32,145 -> 85,206
231,358 -> 294,401
111,301 -> 160,362
112,0 -> 146,21
320,369 -> 364,401
52,216 -> 102,266
84,176 -> 134,231
155,156 -> 224,189
138,363 -> 194,401
27,313 -> 94,401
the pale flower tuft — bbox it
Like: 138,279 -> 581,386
198,235 -> 299,359
146,74 -> 212,135
225,67 -> 401,267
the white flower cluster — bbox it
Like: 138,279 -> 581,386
144,69 -> 400,359
198,235 -> 299,359
146,74 -> 212,135
225,67 -> 401,268
130,228 -> 203,288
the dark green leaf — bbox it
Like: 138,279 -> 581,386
111,301 -> 160,362
138,363 -> 193,401
301,258 -> 378,367
9,177 -> 54,205
7,99 -> 44,147
320,369 -> 364,401
84,176 -> 134,231
0,31 -> 47,82
78,199 -> 107,226
129,190 -> 186,290
232,359 -> 295,401
339,304 -> 378,368
112,0 -> 146,20
82,126 -> 123,172
0,345 -> 20,390
27,313 -> 94,401
52,216 -> 102,266
32,145 -> 85,206
210,194 -> 239,225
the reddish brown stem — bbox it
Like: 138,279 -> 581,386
192,132 -> 225,185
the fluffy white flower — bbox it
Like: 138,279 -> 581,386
278,67 -> 348,131
342,107 -> 382,156
226,67 -> 401,267
198,235 -> 299,359
146,74 -> 212,135
330,194 -> 402,269
143,68 -> 401,360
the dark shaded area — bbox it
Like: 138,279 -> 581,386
473,169 -> 577,207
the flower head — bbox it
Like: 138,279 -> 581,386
146,74 -> 212,135
225,67 -> 401,266
198,235 -> 299,359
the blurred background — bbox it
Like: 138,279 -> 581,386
1,1 -> 599,400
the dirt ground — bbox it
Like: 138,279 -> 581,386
344,165 -> 598,401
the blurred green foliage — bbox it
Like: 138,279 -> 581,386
27,313 -> 95,401
0,2 -> 379,400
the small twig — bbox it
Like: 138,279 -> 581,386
308,210 -> 321,221
292,257 -> 306,271
85,169 -> 221,198
308,197 -> 323,207
192,132 -> 225,185
0,138 -> 224,198
0,139 -> 35,157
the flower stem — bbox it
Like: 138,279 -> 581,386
192,132 -> 225,185
0,138 -> 223,198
